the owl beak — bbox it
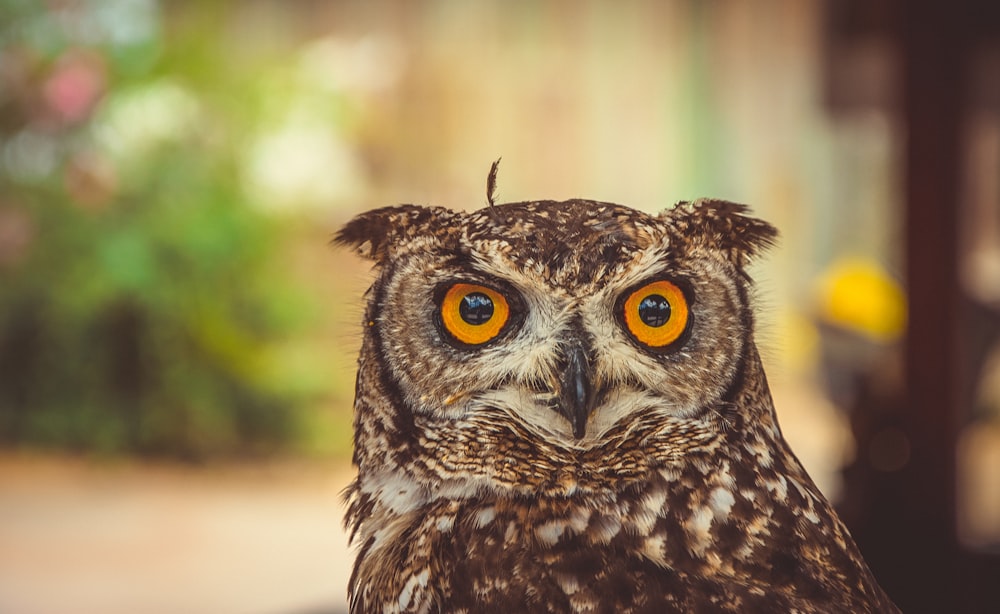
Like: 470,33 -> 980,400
558,342 -> 594,439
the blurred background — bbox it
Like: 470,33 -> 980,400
0,0 -> 998,612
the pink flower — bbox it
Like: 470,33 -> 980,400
43,49 -> 107,125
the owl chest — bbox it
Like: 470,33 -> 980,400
355,483 -> 869,614
433,514 -> 688,613
359,493 -> 758,614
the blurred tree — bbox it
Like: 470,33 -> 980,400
0,0 -> 331,458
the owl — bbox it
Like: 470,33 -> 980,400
335,196 -> 898,613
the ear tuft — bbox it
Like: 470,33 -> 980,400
665,199 -> 779,266
333,205 -> 449,265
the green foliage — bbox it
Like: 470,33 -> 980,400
0,0 -> 338,458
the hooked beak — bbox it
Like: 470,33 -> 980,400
557,342 -> 595,439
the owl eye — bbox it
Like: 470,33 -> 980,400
621,280 -> 689,348
439,283 -> 511,346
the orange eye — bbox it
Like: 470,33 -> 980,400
439,283 -> 510,346
622,280 -> 689,348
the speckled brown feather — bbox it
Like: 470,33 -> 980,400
335,198 -> 898,613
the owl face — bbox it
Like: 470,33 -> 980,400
338,199 -> 777,491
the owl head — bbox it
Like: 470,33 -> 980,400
336,199 -> 778,497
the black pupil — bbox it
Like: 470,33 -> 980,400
459,292 -> 494,325
638,294 -> 671,327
